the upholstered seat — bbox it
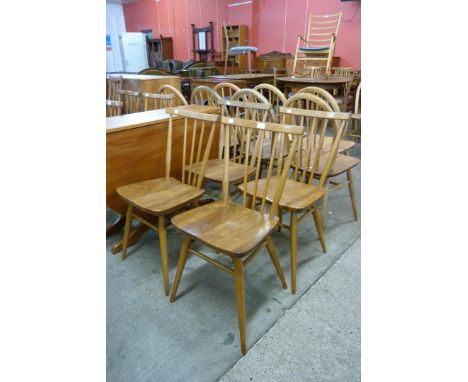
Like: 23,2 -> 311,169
229,46 -> 258,55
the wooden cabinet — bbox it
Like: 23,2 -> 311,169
146,35 -> 173,67
221,24 -> 249,72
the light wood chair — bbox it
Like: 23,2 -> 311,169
297,86 -> 355,153
117,89 -> 141,114
116,108 -> 220,295
253,84 -> 288,123
107,75 -> 122,101
142,92 -> 176,111
348,83 -> 361,142
190,85 -> 223,107
292,12 -> 342,77
286,92 -> 360,223
170,115 -> 304,354
106,100 -> 123,117
240,93 -> 351,294
223,22 -> 257,75
213,82 -> 241,101
158,84 -> 188,106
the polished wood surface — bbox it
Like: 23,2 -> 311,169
118,74 -> 182,94
106,105 -> 220,216
191,74 -> 274,89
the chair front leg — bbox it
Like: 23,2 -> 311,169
312,205 -> 327,253
121,204 -> 134,261
290,210 -> 298,295
233,258 -> 247,354
265,236 -> 287,289
347,169 -> 358,220
170,236 -> 192,302
158,216 -> 170,296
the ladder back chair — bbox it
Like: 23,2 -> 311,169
106,100 -> 123,117
142,92 -> 176,111
117,89 -> 141,114
159,84 -> 188,106
170,115 -> 305,354
285,92 -> 360,224
116,108 -> 220,295
107,75 -> 122,101
292,12 -> 342,77
223,22 -> 257,75
241,93 -> 351,294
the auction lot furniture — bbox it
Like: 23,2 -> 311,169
191,74 -> 274,90
222,22 -> 256,75
106,105 -> 220,250
107,74 -> 181,94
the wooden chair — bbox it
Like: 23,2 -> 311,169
158,84 -> 188,106
241,93 -> 351,294
297,86 -> 355,153
117,89 -> 141,114
213,82 -> 241,101
292,12 -> 342,77
106,100 -> 123,117
107,75 -> 122,101
253,84 -> 287,123
116,108 -> 220,295
142,92 -> 176,111
285,92 -> 360,223
348,83 -> 361,142
223,22 -> 257,75
190,85 -> 223,107
170,115 -> 304,354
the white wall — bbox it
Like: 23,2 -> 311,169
106,3 -> 126,72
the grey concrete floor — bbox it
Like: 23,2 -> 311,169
107,144 -> 360,382
219,237 -> 360,382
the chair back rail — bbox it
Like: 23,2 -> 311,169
117,89 -> 141,114
159,85 -> 188,107
106,100 -> 123,117
107,75 -> 122,101
142,92 -> 176,110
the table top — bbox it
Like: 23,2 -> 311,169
277,76 -> 353,84
106,105 -> 219,133
107,74 -> 180,81
207,73 -> 274,80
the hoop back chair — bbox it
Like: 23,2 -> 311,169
190,85 -> 223,107
170,115 -> 305,354
106,100 -> 123,117
223,22 -> 257,75
348,83 -> 361,142
142,92 -> 176,111
159,84 -> 188,106
292,12 -> 342,77
107,75 -> 122,101
116,108 -> 220,295
253,84 -> 288,123
213,82 -> 241,101
117,89 -> 141,114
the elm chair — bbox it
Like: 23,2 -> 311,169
287,91 -> 360,223
213,82 -> 241,102
223,22 -> 257,75
106,100 -> 123,117
170,115 -> 304,354
142,92 -> 176,111
253,84 -> 288,123
107,75 -> 122,101
159,84 -> 188,106
190,85 -> 224,107
348,83 -> 361,142
292,12 -> 342,77
116,108 -> 220,295
117,89 -> 141,114
240,93 -> 351,294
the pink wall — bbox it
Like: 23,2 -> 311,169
123,0 -> 360,69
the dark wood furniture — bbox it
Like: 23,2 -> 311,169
192,22 -> 215,62
146,35 -> 173,67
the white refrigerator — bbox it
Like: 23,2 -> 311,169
119,32 -> 148,73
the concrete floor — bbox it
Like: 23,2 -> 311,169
107,145 -> 360,382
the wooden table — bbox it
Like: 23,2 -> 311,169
191,73 -> 274,89
108,74 -> 182,93
277,76 -> 353,110
107,104 -> 220,251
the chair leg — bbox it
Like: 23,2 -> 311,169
170,236 -> 191,302
233,258 -> 247,355
265,236 -> 287,289
347,169 -> 359,220
312,205 -> 327,253
321,180 -> 330,225
224,53 -> 228,75
247,52 -> 251,77
290,211 -> 298,295
121,204 -> 134,261
278,206 -> 283,232
158,216 -> 170,296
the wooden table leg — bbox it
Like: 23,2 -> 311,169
111,223 -> 149,254
106,215 -> 125,238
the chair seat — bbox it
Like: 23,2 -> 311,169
196,159 -> 255,183
319,135 -> 355,153
299,46 -> 330,52
229,46 -> 258,55
171,200 -> 279,256
315,154 -> 360,177
238,177 -> 325,211
116,177 -> 204,215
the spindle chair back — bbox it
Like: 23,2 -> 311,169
253,83 -> 287,123
159,84 -> 188,106
117,89 -> 141,114
106,100 -> 123,117
142,92 -> 176,111
190,85 -> 223,107
107,75 -> 122,101
214,82 -> 241,101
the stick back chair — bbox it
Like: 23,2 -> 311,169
253,84 -> 288,123
106,100 -> 123,117
292,12 -> 342,77
117,89 -> 141,114
190,85 -> 223,107
159,84 -> 188,106
116,108 -> 220,295
107,75 -> 122,101
213,82 -> 241,101
170,115 -> 305,354
284,92 -> 360,224
223,22 -> 257,75
142,92 -> 176,111
241,93 -> 351,294
348,83 -> 361,142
